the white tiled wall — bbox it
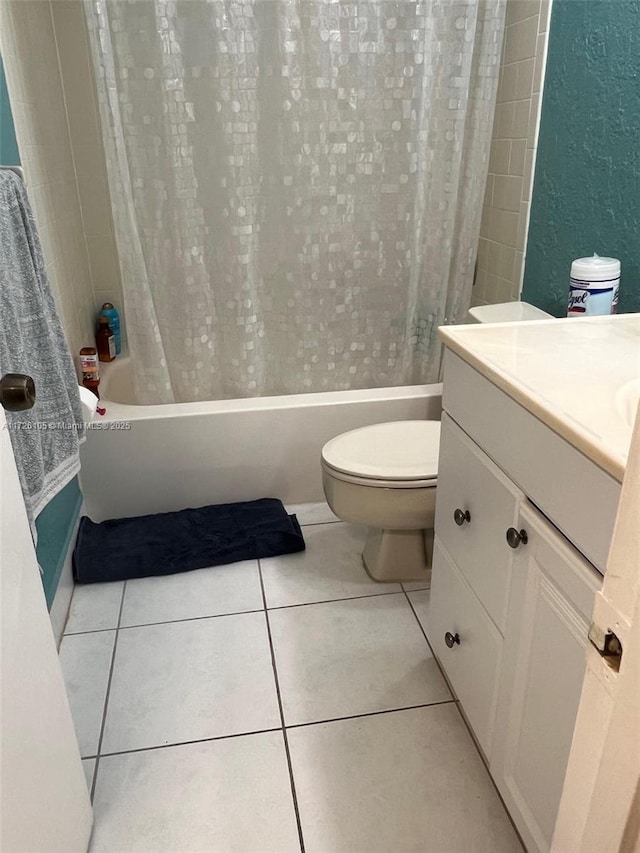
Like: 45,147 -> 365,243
473,0 -> 552,307
0,0 -> 122,367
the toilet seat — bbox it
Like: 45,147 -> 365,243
321,420 -> 440,488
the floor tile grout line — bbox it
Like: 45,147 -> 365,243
64,590 -> 413,638
89,726 -> 284,760
402,587 -> 438,658
267,589 -> 404,611
257,558 -> 306,853
285,699 -> 457,731
90,580 -> 127,802
82,699 -> 459,762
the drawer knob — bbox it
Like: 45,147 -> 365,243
444,631 -> 460,648
453,508 -> 471,526
506,527 -> 528,549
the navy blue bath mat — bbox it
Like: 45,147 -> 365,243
73,498 -> 305,584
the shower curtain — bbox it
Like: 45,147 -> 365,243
86,0 -> 505,404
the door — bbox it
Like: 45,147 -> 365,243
0,404 -> 92,851
491,500 -> 602,853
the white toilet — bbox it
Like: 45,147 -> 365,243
321,301 -> 551,583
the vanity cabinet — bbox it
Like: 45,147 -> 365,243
429,351 -> 608,853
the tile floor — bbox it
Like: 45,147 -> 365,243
60,504 -> 523,853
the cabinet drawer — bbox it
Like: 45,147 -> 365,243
428,538 -> 503,758
443,351 -> 620,573
435,413 -> 523,632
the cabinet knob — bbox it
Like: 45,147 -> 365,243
506,527 -> 528,549
444,631 -> 460,648
453,508 -> 471,526
0,373 -> 36,411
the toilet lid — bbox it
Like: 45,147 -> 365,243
321,420 -> 440,481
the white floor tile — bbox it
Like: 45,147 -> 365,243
101,612 -> 280,753
90,732 -> 300,853
270,594 -> 451,726
286,502 -> 340,525
261,522 -> 400,609
82,759 -> 96,792
120,561 -> 263,627
407,589 -> 431,631
59,631 -> 115,757
64,582 -> 124,634
402,579 -> 431,592
288,704 -> 523,853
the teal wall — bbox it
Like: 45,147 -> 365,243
0,57 -> 20,165
522,0 -> 640,316
2,54 -> 83,609
36,478 -> 83,608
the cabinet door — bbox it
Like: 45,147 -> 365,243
491,501 -> 602,853
435,412 -> 523,632
428,538 -> 503,758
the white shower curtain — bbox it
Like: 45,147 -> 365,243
86,0 -> 505,404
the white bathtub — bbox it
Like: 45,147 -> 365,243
80,356 -> 442,522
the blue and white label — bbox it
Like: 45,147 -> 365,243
568,277 -> 619,317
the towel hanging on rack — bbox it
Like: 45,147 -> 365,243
0,169 -> 84,536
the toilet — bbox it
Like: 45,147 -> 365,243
321,301 -> 552,583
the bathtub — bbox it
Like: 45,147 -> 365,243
80,356 -> 442,522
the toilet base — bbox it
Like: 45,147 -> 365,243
362,528 -> 433,583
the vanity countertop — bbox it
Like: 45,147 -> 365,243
439,313 -> 640,483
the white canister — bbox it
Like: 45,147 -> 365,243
567,254 -> 620,317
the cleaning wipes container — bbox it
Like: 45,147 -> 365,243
567,254 -> 620,317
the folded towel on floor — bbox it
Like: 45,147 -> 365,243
73,498 -> 305,583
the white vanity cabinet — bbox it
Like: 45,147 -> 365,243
429,350 -> 611,853
492,500 -> 601,853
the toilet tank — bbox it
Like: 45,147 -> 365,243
466,302 -> 552,323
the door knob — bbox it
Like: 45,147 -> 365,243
506,527 -> 528,549
444,631 -> 460,648
454,508 -> 471,526
0,373 -> 36,411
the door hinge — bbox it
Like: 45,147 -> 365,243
588,623 -> 623,672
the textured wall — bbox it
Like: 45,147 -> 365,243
522,0 -> 640,316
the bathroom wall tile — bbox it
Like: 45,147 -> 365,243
65,581 -> 124,634
91,733 -> 300,853
494,101 -> 515,139
493,175 -> 523,212
533,33 -> 548,94
515,58 -> 536,100
497,63 -> 518,104
101,612 -> 280,753
512,99 -> 531,138
498,245 -> 517,282
261,522 -> 400,609
77,174 -> 112,237
86,235 -> 121,292
476,237 -> 490,271
505,15 -> 539,64
59,630 -> 116,757
489,139 -> 511,175
269,594 -> 450,726
120,561 -> 263,627
539,0 -> 552,33
288,705 -> 522,853
509,139 -> 527,176
505,0 -> 541,27
478,0 -> 548,305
